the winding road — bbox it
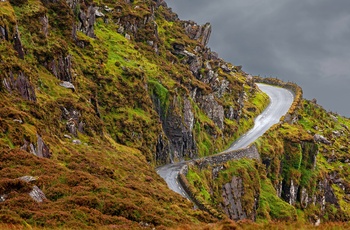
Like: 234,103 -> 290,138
157,83 -> 294,198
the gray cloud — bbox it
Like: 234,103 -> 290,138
166,0 -> 350,116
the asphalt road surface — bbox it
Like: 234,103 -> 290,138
156,83 -> 294,198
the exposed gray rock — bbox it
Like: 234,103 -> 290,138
117,26 -> 124,34
314,134 -> 331,145
330,114 -> 338,122
222,176 -> 246,220
315,217 -> 321,226
153,0 -> 167,7
34,134 -> 51,158
95,7 -> 105,17
13,26 -> 24,59
29,186 -> 46,203
183,21 -> 211,46
39,15 -> 49,37
19,176 -> 37,183
183,50 -> 196,57
125,33 -> 131,40
332,130 -> 341,138
72,139 -> 82,145
156,134 -> 170,164
289,180 -> 298,205
147,40 -> 154,46
62,107 -> 82,136
200,23 -> 211,46
104,5 -> 113,12
59,81 -> 75,91
0,26 -> 7,40
13,119 -> 23,123
221,64 -> 231,73
188,56 -> 201,78
183,98 -> 194,131
0,194 -> 8,202
17,176 -> 46,203
281,178 -> 299,206
152,95 -> 196,163
213,79 -> 229,98
300,187 -> 309,208
66,119 -> 77,136
172,43 -> 184,54
221,175 -> 258,221
198,94 -> 224,129
79,5 -> 96,38
47,54 -> 73,82
64,134 -> 72,139
3,71 -> 37,102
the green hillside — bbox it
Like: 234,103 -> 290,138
0,0 -> 349,229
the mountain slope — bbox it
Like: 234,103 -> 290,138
0,0 -> 268,228
1,0 -> 350,229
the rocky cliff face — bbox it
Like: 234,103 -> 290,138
221,175 -> 259,221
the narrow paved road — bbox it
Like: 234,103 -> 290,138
157,83 -> 294,198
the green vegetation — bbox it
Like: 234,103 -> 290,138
1,0 -> 350,228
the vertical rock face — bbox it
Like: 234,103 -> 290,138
46,55 -> 73,82
77,5 -> 97,38
13,26 -> 24,59
0,25 -> 8,40
197,94 -> 224,130
3,71 -> 36,102
221,176 -> 258,221
39,14 -> 49,37
153,95 -> 196,163
155,134 -> 170,163
282,179 -> 299,205
162,99 -> 196,162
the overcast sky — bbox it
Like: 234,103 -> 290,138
166,0 -> 350,117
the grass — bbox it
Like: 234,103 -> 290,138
258,178 -> 297,222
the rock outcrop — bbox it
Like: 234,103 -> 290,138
154,96 -> 197,163
21,134 -> 51,159
197,94 -> 224,130
3,71 -> 37,102
183,21 -> 212,46
221,176 -> 259,221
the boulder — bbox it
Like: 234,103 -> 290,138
72,139 -> 82,144
95,7 -> 105,17
59,81 -> 75,91
18,176 -> 47,203
314,134 -> 331,145
29,186 -> 47,203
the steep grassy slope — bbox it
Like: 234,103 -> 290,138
0,0 -> 269,228
3,0 -> 348,228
